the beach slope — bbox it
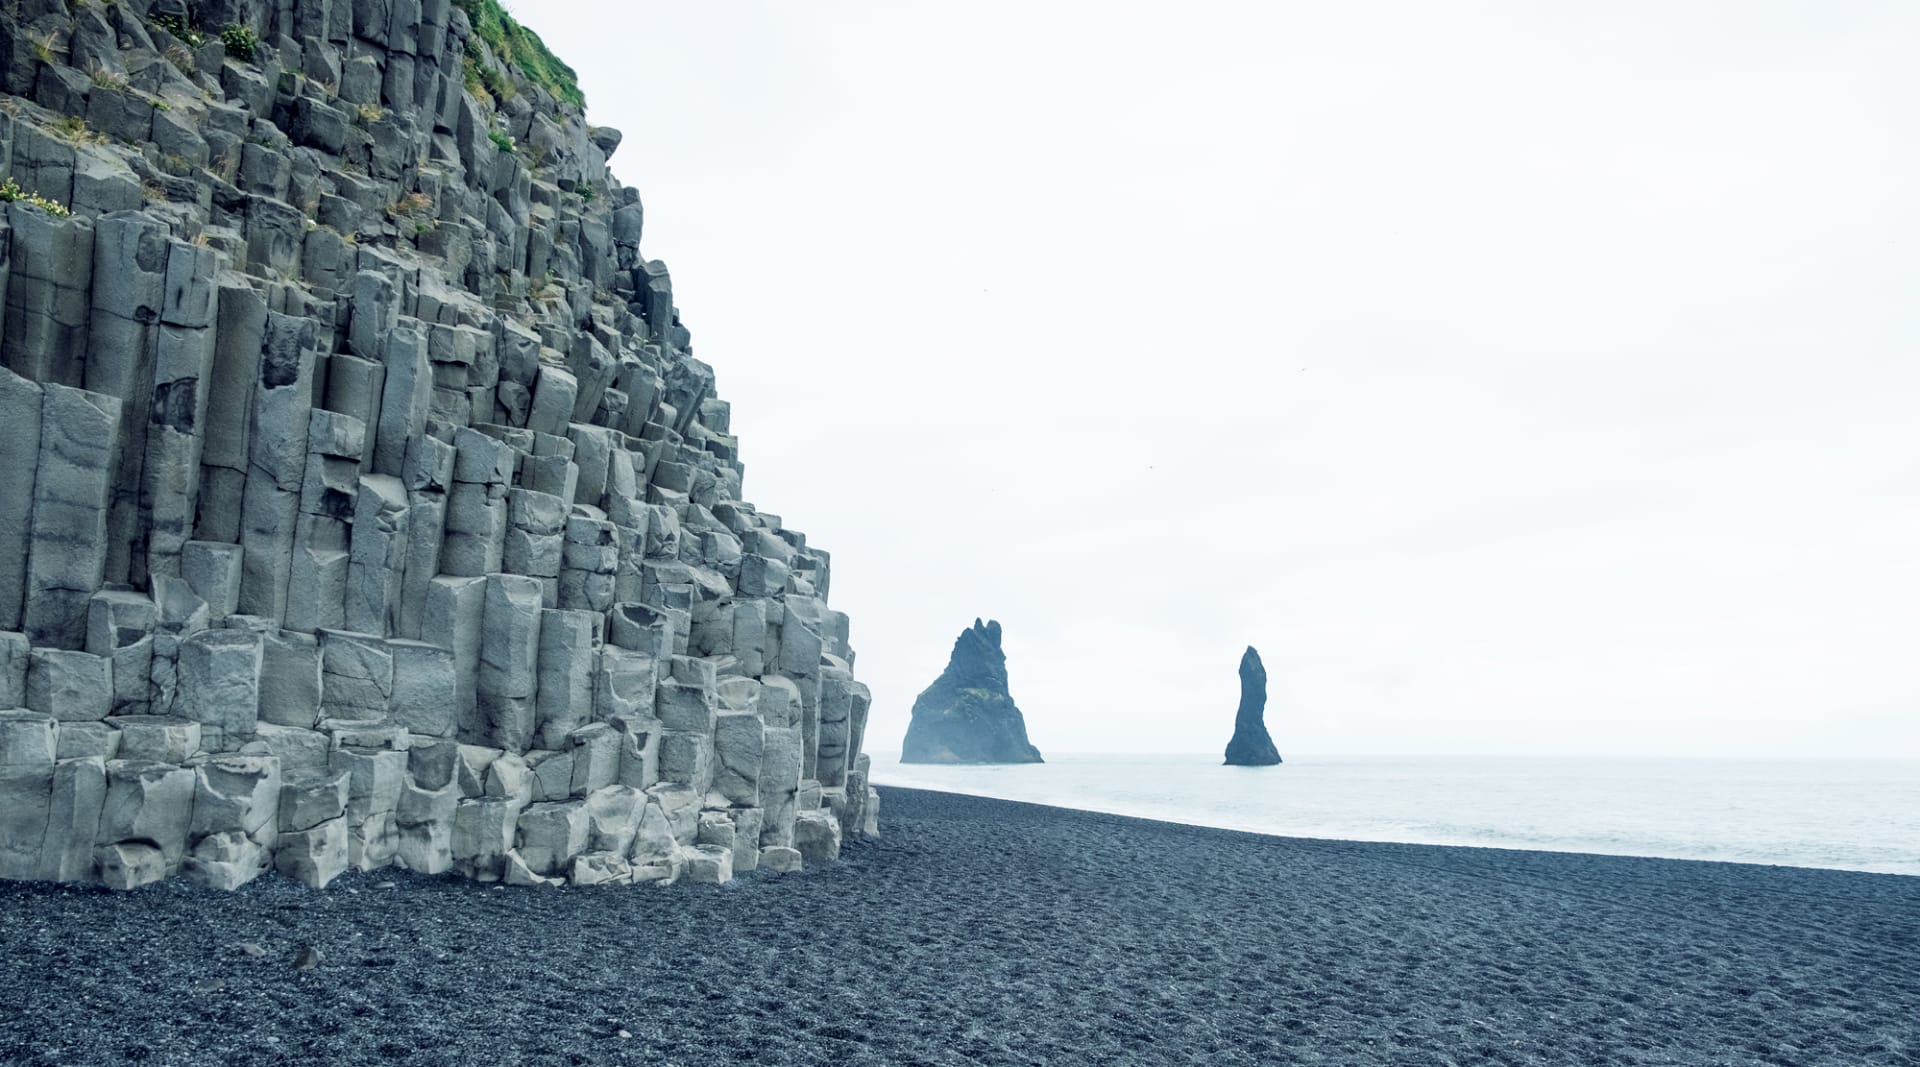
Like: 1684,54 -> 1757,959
1,787 -> 1914,1066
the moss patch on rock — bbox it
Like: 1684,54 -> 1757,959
454,0 -> 584,109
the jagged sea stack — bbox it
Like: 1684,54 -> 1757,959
1223,646 -> 1282,766
0,0 -> 878,891
901,619 -> 1042,764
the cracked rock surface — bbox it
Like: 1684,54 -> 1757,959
0,0 -> 876,891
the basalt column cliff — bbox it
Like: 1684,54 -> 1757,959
0,0 -> 877,890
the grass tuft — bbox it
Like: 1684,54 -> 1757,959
0,176 -> 72,217
453,0 -> 584,109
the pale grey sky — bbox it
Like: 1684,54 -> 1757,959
534,1 -> 1918,757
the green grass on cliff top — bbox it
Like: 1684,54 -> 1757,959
455,0 -> 585,109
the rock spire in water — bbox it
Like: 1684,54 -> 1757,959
1223,646 -> 1282,766
900,619 -> 1043,764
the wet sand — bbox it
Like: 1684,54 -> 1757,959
1,786 -> 1915,1066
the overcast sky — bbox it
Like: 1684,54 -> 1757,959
533,1 -> 1918,757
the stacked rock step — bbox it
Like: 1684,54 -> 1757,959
0,0 -> 876,890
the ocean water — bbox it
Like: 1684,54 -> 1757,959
868,753 -> 1920,876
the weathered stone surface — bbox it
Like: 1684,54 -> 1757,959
658,730 -> 712,794
1223,645 -> 1283,767
0,372 -> 43,633
516,800 -> 587,876
0,710 -> 58,769
793,809 -> 843,864
727,807 -> 763,873
100,759 -> 195,871
423,575 -> 485,737
901,619 -> 1043,765
528,748 -> 575,802
477,575 -> 542,752
0,766 -> 54,880
389,640 -> 458,737
712,712 -> 764,807
594,647 -> 656,723
758,725 -> 803,848
0,0 -> 878,891
345,475 -> 410,635
535,609 -> 599,748
181,542 -> 245,624
85,591 -> 155,715
279,771 -> 351,834
0,632 -> 30,709
451,796 -> 521,880
24,385 -> 121,648
583,785 -> 643,855
177,630 -> 263,751
96,842 -> 167,891
682,843 -> 733,884
191,755 -> 282,845
36,755 -> 104,881
759,845 -> 803,874
257,628 -> 324,729
112,716 -> 203,764
570,850 -> 631,886
54,721 -> 119,762
275,816 -> 348,888
27,648 -> 112,723
185,831 -> 271,890
569,723 -> 620,796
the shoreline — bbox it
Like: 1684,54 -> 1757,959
870,780 -> 1920,880
3,786 -> 1916,1066
872,754 -> 1920,877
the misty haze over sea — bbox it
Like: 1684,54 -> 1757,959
872,755 -> 1920,876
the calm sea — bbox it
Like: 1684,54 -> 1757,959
868,753 -> 1920,876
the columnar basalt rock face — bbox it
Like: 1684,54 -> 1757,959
1223,646 -> 1281,766
0,0 -> 876,890
901,619 -> 1042,765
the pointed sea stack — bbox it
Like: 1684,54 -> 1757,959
1224,646 -> 1282,766
901,619 -> 1044,764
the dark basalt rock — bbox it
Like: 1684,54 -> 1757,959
1223,646 -> 1282,766
901,619 -> 1043,764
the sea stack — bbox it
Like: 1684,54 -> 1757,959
1223,646 -> 1282,766
901,619 -> 1043,764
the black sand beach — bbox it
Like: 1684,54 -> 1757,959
2,787 -> 1915,1066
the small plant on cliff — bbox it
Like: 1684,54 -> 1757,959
149,12 -> 203,47
574,184 -> 596,204
220,24 -> 258,61
29,31 -> 58,65
528,270 -> 563,306
86,60 -> 129,91
463,45 -> 515,105
387,191 -> 433,219
0,177 -> 72,217
357,103 -> 385,123
453,0 -> 583,109
52,115 -> 105,145
163,44 -> 196,77
487,129 -> 515,154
